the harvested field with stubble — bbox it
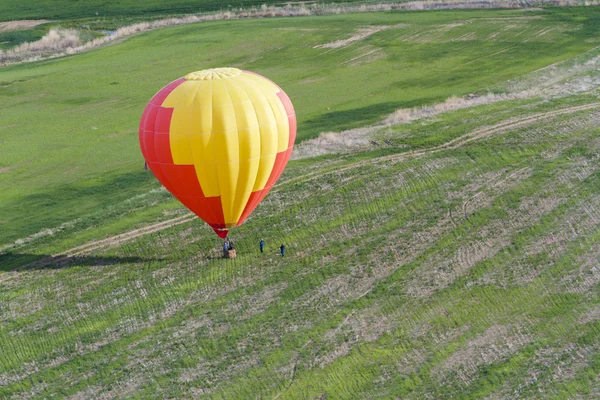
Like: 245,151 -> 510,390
2,5 -> 600,399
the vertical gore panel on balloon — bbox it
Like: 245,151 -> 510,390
287,115 -> 297,147
139,106 -> 151,159
276,90 -> 296,147
252,153 -> 276,192
143,129 -> 157,162
193,161 -> 220,198
141,105 -> 159,161
140,103 -> 151,127
142,104 -> 159,132
154,133 -> 174,163
153,108 -> 174,163
251,86 -> 278,191
174,164 -> 205,198
276,90 -> 295,117
147,162 -> 177,196
193,198 -> 217,226
266,149 -> 291,188
190,81 -> 213,109
243,70 -> 281,93
216,159 -> 240,225
211,89 -> 237,134
230,157 -> 259,225
155,107 -> 174,134
170,133 -> 194,164
178,197 -> 220,226
277,90 -> 294,113
199,197 -> 225,227
189,104 -> 213,135
204,196 -> 226,226
158,164 -> 185,196
150,78 -> 187,106
175,196 -> 199,217
162,80 -> 201,108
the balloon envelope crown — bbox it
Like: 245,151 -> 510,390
185,68 -> 242,80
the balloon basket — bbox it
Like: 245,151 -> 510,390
224,249 -> 237,259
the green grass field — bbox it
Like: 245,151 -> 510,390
0,0 -> 387,22
1,6 -> 600,399
0,0 -> 286,21
2,7 -> 599,247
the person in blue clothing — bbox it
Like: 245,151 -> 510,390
280,243 -> 285,257
260,239 -> 265,253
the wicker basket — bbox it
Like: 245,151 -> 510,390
224,249 -> 237,259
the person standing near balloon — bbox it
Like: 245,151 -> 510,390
223,238 -> 230,255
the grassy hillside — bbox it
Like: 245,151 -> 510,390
2,8 -> 599,247
0,0 -> 381,22
1,6 -> 600,399
0,0 -> 282,21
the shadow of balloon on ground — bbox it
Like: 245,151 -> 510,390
301,101 -> 406,139
0,252 -> 160,272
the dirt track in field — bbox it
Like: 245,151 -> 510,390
280,102 -> 600,186
16,215 -> 195,271
7,101 -> 600,271
0,20 -> 49,32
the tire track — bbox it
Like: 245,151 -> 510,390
7,102 -> 599,271
15,214 -> 195,271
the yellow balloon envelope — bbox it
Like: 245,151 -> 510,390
139,68 -> 296,238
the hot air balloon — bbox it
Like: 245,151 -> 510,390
139,68 -> 296,238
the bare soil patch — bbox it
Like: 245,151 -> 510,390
340,47 -> 385,66
434,324 -> 532,384
314,25 -> 399,49
561,244 -> 600,295
276,27 -> 319,31
0,20 -> 49,32
579,306 -> 600,325
297,77 -> 326,85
